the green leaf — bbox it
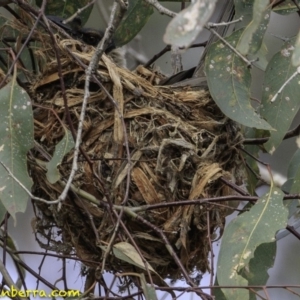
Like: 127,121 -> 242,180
205,30 -> 273,130
292,31 -> 300,67
217,186 -> 287,299
272,1 -> 300,15
213,276 -> 227,300
140,274 -> 158,300
0,202 -> 7,225
113,242 -> 158,275
2,230 -> 27,288
0,80 -> 34,219
236,0 -> 270,55
114,0 -> 153,47
234,0 -> 255,28
239,242 -> 276,299
274,150 -> 300,240
252,43 -> 268,71
36,0 -> 93,24
163,0 -> 217,48
46,129 -> 75,184
243,128 -> 260,195
260,37 -> 300,154
282,148 -> 300,193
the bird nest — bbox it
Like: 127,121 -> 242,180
8,15 -> 244,281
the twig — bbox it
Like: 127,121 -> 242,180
207,211 -> 214,292
0,259 -> 27,300
0,160 -> 60,204
243,122 -> 300,145
63,0 -> 95,25
206,26 -> 252,67
73,192 -> 100,245
113,213 -> 156,288
72,0 -> 132,274
0,3 -> 43,88
270,68 -> 300,102
144,42 -> 206,68
207,16 -> 243,28
144,0 -> 176,17
286,225 -> 300,240
219,176 -> 250,196
58,0 -> 128,206
122,207 -> 213,300
240,148 -> 269,166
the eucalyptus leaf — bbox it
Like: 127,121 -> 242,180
0,202 -> 6,225
140,274 -> 158,300
282,149 -> 300,193
234,0 -> 254,29
272,1 -> 300,15
217,186 -> 287,299
239,242 -> 277,299
236,0 -> 270,55
114,0 -> 153,47
292,31 -> 300,67
261,37 -> 300,154
46,130 -> 75,184
274,149 -> 300,240
213,276 -> 227,300
243,127 -> 261,195
163,0 -> 217,48
205,29 -> 273,130
0,79 -> 34,219
251,43 -> 268,71
36,0 -> 93,24
113,242 -> 158,275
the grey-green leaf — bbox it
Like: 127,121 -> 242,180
205,30 -> 273,130
243,127 -> 261,194
272,1 -> 300,15
0,80 -> 34,219
46,129 -> 75,184
0,202 -> 7,225
36,0 -> 93,24
234,0 -> 255,29
292,31 -> 300,67
217,186 -> 287,299
260,38 -> 300,154
274,150 -> 300,241
140,274 -> 158,300
282,148 -> 300,193
113,242 -> 157,275
163,0 -> 217,48
236,0 -> 270,55
114,0 -> 153,47
239,242 -> 277,299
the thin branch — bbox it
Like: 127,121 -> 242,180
286,225 -> 300,241
270,68 -> 300,102
219,176 -> 250,196
0,259 -> 27,300
243,122 -> 300,145
206,26 -> 252,67
144,0 -> 176,17
144,42 -> 206,68
0,4 -> 43,88
63,0 -> 96,25
0,160 -> 61,204
207,16 -> 243,28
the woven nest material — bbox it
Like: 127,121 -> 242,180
8,16 -> 244,280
